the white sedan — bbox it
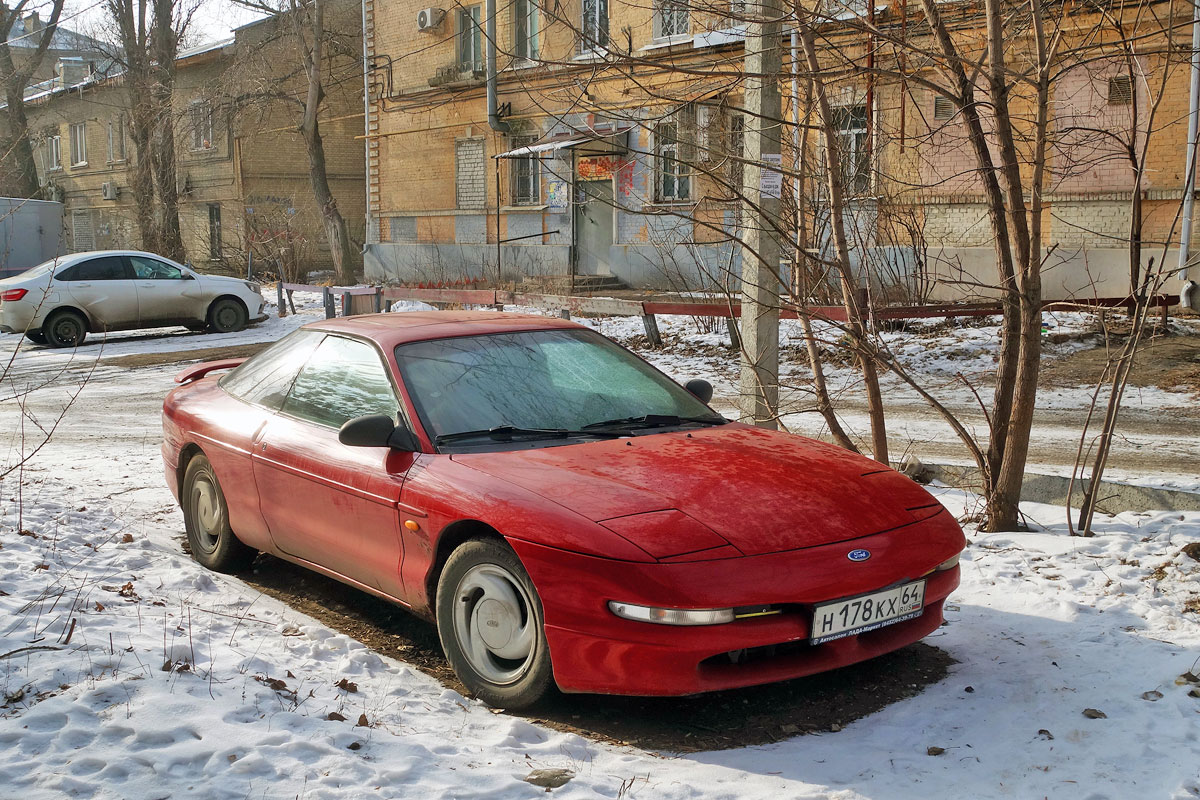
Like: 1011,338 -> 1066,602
0,250 -> 267,347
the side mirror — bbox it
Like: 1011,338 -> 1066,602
685,378 -> 713,404
339,414 -> 421,452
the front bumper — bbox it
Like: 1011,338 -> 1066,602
509,515 -> 964,697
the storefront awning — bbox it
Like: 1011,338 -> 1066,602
493,138 -> 589,159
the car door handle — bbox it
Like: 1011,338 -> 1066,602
75,282 -> 92,287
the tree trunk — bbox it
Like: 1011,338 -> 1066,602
296,0 -> 356,283
0,75 -> 40,198
797,17 -> 888,463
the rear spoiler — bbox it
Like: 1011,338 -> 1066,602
174,358 -> 247,384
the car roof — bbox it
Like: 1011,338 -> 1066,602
303,311 -> 586,347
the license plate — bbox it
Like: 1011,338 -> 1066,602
810,580 -> 926,645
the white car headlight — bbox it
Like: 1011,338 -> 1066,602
608,601 -> 735,626
244,281 -> 262,294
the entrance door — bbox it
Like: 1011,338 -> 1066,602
575,179 -> 614,276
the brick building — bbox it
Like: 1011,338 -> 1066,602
362,0 -> 1198,300
20,5 -> 365,276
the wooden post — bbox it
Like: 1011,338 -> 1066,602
287,290 -> 296,315
323,286 -> 335,319
277,282 -> 286,318
341,292 -> 351,317
641,314 -> 663,347
559,308 -> 571,320
376,287 -> 385,313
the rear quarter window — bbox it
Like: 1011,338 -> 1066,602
219,329 -> 324,411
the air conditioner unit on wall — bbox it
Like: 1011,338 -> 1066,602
416,8 -> 445,31
102,182 -> 119,200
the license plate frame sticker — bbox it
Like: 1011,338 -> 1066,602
809,580 -> 926,645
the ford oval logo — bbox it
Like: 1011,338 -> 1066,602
847,549 -> 871,562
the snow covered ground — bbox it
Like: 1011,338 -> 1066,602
1,294 -> 1198,799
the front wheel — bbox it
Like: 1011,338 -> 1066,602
182,453 -> 256,572
43,310 -> 87,348
436,539 -> 554,709
208,298 -> 247,333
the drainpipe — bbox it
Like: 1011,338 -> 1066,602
485,0 -> 510,133
1177,0 -> 1200,309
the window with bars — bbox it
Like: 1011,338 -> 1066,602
656,110 -> 693,202
208,204 -> 222,259
69,122 -> 87,166
655,0 -> 688,38
458,6 -> 482,71
509,137 -> 541,205
108,115 -> 127,162
190,101 -> 214,150
832,104 -> 870,195
514,0 -> 539,60
580,0 -> 609,52
1108,75 -> 1133,105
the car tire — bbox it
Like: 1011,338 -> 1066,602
208,298 -> 248,333
182,453 -> 256,573
24,330 -> 47,345
436,539 -> 554,709
43,310 -> 87,348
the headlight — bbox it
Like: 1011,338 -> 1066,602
608,601 -> 735,626
935,552 -> 961,571
244,281 -> 262,293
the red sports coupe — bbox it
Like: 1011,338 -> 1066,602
162,312 -> 965,708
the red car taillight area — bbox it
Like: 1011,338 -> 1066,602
1,288 -> 28,302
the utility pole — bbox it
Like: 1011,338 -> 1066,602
739,0 -> 783,428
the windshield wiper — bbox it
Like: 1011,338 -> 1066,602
582,414 -> 727,431
434,424 -> 621,445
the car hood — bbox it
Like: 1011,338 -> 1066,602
451,423 -> 946,557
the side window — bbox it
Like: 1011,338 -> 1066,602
56,256 -> 128,281
130,256 -> 185,280
220,330 -> 324,411
282,336 -> 400,429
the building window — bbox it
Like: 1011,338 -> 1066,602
458,6 -> 482,72
514,0 -> 539,60
509,137 -> 540,205
108,115 -> 127,162
208,204 -> 222,259
456,139 -> 486,209
727,113 -> 744,187
46,134 -> 62,171
190,101 -> 214,150
832,104 -> 870,195
1108,75 -> 1133,105
655,0 -> 688,38
580,0 -> 608,52
933,95 -> 954,120
656,110 -> 693,202
69,122 -> 87,166
389,216 -> 417,242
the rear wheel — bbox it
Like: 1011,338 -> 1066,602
436,539 -> 554,709
43,310 -> 87,348
182,454 -> 256,573
208,298 -> 247,333
24,330 -> 47,345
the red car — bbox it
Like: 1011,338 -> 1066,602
162,312 -> 964,708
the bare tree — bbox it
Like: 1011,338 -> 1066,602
103,0 -> 194,260
0,0 -> 64,198
230,0 -> 360,282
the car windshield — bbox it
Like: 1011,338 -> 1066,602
394,328 -> 721,444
